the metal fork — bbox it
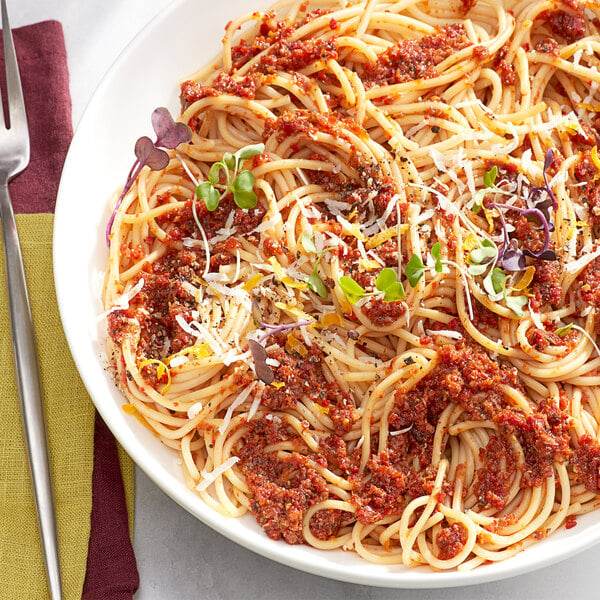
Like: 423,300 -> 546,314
0,1 -> 63,598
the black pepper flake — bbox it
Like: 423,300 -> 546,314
403,356 -> 415,365
431,125 -> 440,133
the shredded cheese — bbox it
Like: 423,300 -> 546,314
196,456 -> 240,492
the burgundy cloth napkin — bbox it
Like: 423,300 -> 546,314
6,20 -> 139,598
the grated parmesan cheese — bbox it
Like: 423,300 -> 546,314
219,383 -> 257,433
196,456 -> 240,492
187,402 -> 204,419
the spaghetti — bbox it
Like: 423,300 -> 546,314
104,0 -> 600,571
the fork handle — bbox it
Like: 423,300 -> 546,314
0,182 -> 63,600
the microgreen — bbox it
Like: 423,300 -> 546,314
339,268 -> 405,304
307,272 -> 328,298
472,166 -> 498,213
431,242 -> 443,273
375,268 -> 406,302
555,323 -> 573,337
483,165 -> 498,188
469,238 -> 497,265
406,243 -> 448,287
505,295 -> 528,317
196,143 -> 264,211
339,276 -> 367,304
479,265 -> 527,316
488,267 -> 507,295
301,233 -> 329,299
490,202 -> 557,268
471,152 -> 559,272
106,107 -> 192,245
248,299 -> 314,383
248,339 -> 274,385
405,254 -> 427,287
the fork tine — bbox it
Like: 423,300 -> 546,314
1,0 -> 28,140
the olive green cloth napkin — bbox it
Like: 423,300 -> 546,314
0,214 -> 134,599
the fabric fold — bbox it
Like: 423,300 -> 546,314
0,21 -> 138,599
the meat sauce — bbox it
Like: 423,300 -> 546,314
363,24 -> 471,88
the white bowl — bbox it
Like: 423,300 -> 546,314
53,0 -> 600,587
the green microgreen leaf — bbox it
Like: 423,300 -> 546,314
472,189 -> 486,213
339,276 -> 366,304
405,254 -> 427,287
374,268 -> 406,301
233,170 -> 255,192
484,165 -> 498,188
431,242 -> 443,273
301,233 -> 318,255
505,294 -> 528,317
196,182 -> 220,211
490,268 -> 507,295
208,162 -> 225,186
555,323 -> 573,337
222,152 -> 236,170
234,143 -> 265,162
468,263 -> 488,276
383,281 -> 405,302
233,189 -> 258,209
375,268 -> 398,292
307,272 -> 328,299
470,238 -> 497,264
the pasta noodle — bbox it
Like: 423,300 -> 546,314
104,0 -> 600,571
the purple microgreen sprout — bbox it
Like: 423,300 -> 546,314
489,202 -> 557,264
196,143 -> 265,211
248,339 -> 274,385
248,299 -> 314,383
106,107 -> 192,245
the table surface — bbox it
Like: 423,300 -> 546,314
12,0 -> 600,597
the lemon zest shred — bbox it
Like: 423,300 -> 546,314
122,403 -> 156,432
592,146 -> 600,181
270,381 -> 286,390
366,227 -> 408,249
243,273 -> 263,291
320,312 -> 344,327
166,343 -> 212,365
268,256 -> 285,279
282,276 -> 309,289
483,207 -> 496,233
286,333 -> 308,357
274,301 -> 313,321
512,265 -> 535,291
579,102 -> 600,113
462,233 -> 480,252
138,358 -> 172,395
359,258 -> 382,271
